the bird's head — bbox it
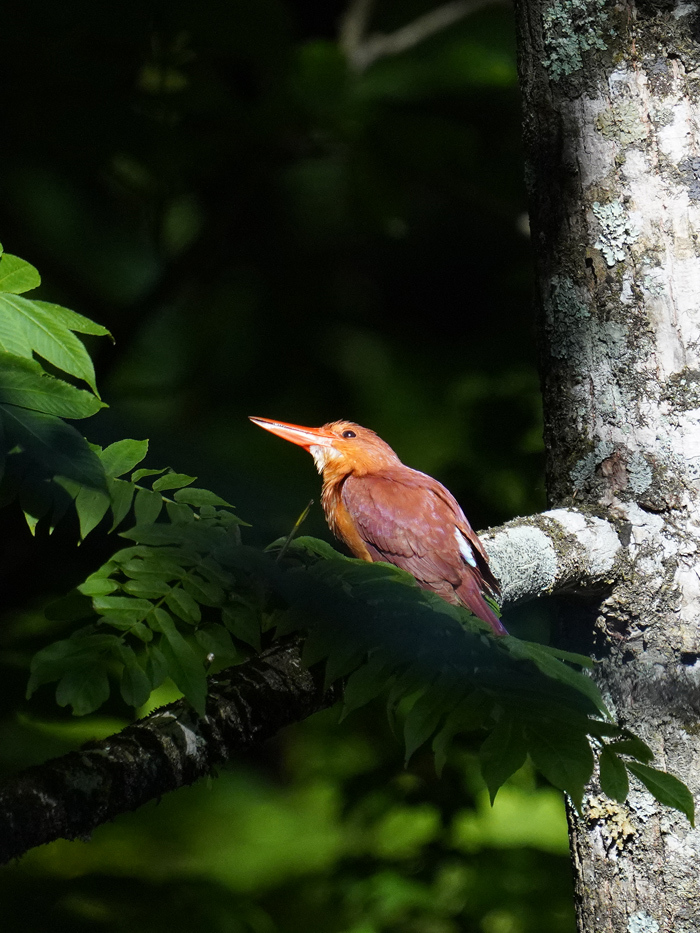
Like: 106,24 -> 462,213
250,417 -> 401,478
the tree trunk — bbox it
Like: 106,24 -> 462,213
513,0 -> 700,928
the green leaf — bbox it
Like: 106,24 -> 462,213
182,574 -> 225,607
127,622 -> 153,643
324,639 -> 365,689
152,472 -> 197,492
132,467 -> 167,482
526,721 -> 594,808
479,713 -> 528,803
506,639 -> 609,717
165,586 -> 201,624
173,487 -> 234,508
27,633 -> 118,694
0,352 -> 105,418
195,624 -> 237,661
122,577 -> 172,598
134,486 -> 163,525
120,656 -> 152,708
148,606 -> 174,633
627,762 -> 695,825
432,692 -> 491,776
108,477 -> 136,531
0,295 -> 108,392
1,404 -> 107,491
341,651 -> 392,719
145,644 -> 169,689
0,253 -> 41,294
221,603 -> 261,652
56,663 -> 111,715
78,575 -> 119,597
157,619 -> 207,715
100,439 -> 149,477
165,500 -> 195,523
74,486 -> 111,539
599,748 -> 630,802
404,687 -> 451,763
93,595 -> 154,619
532,644 -> 595,668
300,626 -> 336,668
607,736 -> 654,763
122,556 -> 185,581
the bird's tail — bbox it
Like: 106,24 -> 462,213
456,578 -> 508,637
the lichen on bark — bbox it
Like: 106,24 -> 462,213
515,0 -> 700,927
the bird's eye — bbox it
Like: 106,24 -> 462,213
342,430 -> 356,438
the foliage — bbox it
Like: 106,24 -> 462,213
0,5 -> 568,930
0,246 -> 689,825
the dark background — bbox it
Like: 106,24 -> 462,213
0,2 -> 573,931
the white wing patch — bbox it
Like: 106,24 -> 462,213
455,527 -> 477,568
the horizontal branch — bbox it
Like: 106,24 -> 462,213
0,640 -> 337,866
0,507 -> 622,864
483,507 -> 623,604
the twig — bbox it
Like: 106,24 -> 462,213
340,0 -> 507,73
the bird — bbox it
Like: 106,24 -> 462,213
250,417 -> 506,636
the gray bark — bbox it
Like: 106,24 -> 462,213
513,0 -> 700,928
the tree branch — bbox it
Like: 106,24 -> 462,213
0,506 -> 621,864
483,507 -> 623,605
340,0 -> 506,73
0,640 -> 338,866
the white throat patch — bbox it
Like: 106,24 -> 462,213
309,444 -> 342,474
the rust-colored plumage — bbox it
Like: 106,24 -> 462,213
250,417 -> 506,636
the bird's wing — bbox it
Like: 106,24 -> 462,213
341,469 -> 479,592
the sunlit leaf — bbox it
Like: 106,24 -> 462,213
0,252 -> 41,294
173,487 -> 234,508
607,736 -> 654,763
132,467 -> 167,482
0,295 -> 109,392
108,477 -> 136,531
78,575 -> 120,597
74,486 -> 111,539
627,762 -> 695,825
100,439 -> 149,477
134,486 -> 163,525
0,352 -> 105,418
152,471 -> 197,492
122,577 -> 172,598
599,748 -> 629,802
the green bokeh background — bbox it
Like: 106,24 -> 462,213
0,1 -> 573,930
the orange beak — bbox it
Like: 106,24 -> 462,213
249,416 -> 337,450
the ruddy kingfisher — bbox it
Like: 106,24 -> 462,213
250,417 -> 506,636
